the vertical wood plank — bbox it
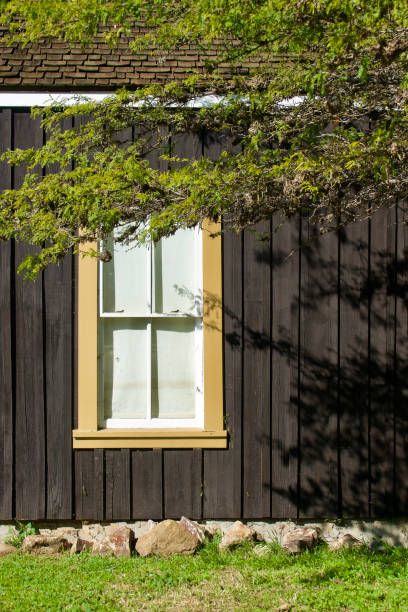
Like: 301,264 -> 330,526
299,221 -> 338,518
170,131 -> 202,167
242,222 -> 271,518
74,449 -> 104,520
203,229 -> 243,518
164,449 -> 202,519
15,250 -> 45,517
339,219 -> 370,517
395,202 -> 408,515
44,254 -> 73,519
132,449 -> 163,519
105,449 -> 131,520
44,117 -> 74,519
271,216 -> 299,518
0,109 -> 13,519
369,208 -> 395,517
14,109 -> 46,519
202,131 -> 242,518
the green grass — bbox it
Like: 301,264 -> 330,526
1,540 -> 408,611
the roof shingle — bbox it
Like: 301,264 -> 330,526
0,25 -> 261,90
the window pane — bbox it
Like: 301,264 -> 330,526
151,319 -> 197,418
102,319 -> 147,419
102,235 -> 148,313
153,228 -> 197,313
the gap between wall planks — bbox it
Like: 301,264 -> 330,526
0,108 -> 407,520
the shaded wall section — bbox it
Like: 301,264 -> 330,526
0,107 -> 407,520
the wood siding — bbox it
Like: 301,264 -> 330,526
0,109 -> 407,520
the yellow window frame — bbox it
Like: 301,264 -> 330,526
72,220 -> 227,449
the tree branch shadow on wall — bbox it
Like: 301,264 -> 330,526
218,217 -> 408,524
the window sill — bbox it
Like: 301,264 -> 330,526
72,428 -> 228,449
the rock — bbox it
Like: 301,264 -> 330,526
0,542 -> 17,557
132,521 -> 156,539
39,527 -> 78,545
55,527 -> 78,543
106,526 -> 134,558
78,523 -> 105,543
219,521 -> 256,550
92,526 -> 134,558
201,522 -> 222,538
253,544 -> 270,557
70,538 -> 92,555
135,519 -> 199,557
282,528 -> 318,553
329,533 -> 362,551
22,535 -> 71,554
77,523 -> 105,551
92,539 -> 115,556
180,517 -> 206,544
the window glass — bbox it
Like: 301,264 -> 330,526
102,234 -> 148,314
151,319 -> 197,419
102,319 -> 147,419
152,228 -> 197,313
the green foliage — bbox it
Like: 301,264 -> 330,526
6,521 -> 36,548
1,542 -> 408,609
0,1 -> 407,274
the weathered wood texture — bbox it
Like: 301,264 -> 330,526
242,222 -> 272,518
338,220 -> 370,517
0,109 -> 406,520
43,121 -> 75,519
14,110 -> 45,519
0,109 -> 13,519
271,215 -> 299,518
299,219 -> 338,517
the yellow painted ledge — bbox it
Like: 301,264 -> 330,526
73,429 -> 228,449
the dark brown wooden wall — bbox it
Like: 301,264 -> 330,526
1,108 -> 407,521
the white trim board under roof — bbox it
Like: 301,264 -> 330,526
0,92 -> 305,108
0,92 -> 226,107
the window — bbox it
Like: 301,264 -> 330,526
73,220 -> 227,448
100,226 -> 203,428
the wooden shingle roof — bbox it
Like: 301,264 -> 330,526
0,24 -> 261,90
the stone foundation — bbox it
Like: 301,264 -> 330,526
2,519 -> 408,548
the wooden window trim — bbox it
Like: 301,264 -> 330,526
73,220 -> 227,449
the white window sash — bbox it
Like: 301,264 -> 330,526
99,227 -> 204,429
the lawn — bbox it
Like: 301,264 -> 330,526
1,540 -> 408,611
